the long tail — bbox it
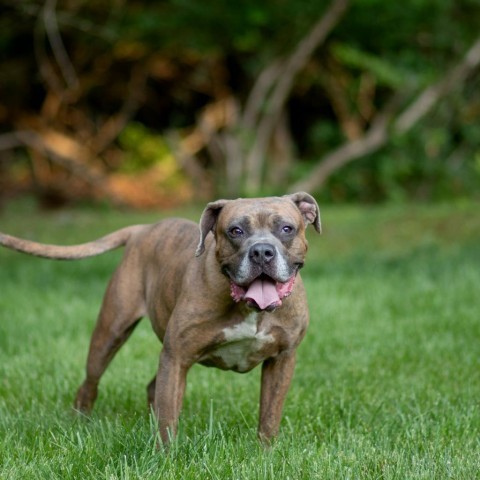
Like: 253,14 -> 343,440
0,225 -> 146,260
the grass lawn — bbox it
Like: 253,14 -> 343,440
0,199 -> 479,479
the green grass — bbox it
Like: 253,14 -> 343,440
1,199 -> 479,479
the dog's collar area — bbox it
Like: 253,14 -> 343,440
230,273 -> 297,311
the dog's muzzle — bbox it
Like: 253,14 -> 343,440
226,241 -> 300,311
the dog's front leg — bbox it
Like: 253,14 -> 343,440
154,349 -> 188,445
258,351 -> 296,443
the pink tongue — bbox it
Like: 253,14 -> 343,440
244,278 -> 280,310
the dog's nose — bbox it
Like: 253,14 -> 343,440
249,243 -> 276,265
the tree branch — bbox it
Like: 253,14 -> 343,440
43,0 -> 79,90
15,130 -> 104,186
291,34 -> 480,193
244,0 -> 351,193
34,7 -> 64,95
241,59 -> 284,130
289,102 -> 394,193
0,132 -> 27,152
394,35 -> 480,134
0,129 -> 127,204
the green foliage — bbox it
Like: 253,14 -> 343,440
1,202 -> 480,478
118,123 -> 173,173
331,43 -> 407,88
1,0 -> 480,204
313,81 -> 480,203
109,0 -> 327,57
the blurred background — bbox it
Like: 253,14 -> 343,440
1,0 -> 479,210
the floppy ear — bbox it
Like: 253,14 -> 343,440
195,199 -> 230,256
284,192 -> 321,233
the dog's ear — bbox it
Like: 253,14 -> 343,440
195,199 -> 230,256
284,192 -> 321,233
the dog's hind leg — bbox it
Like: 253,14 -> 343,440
146,376 -> 156,408
74,265 -> 145,413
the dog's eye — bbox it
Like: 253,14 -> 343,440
229,227 -> 244,238
281,225 -> 294,234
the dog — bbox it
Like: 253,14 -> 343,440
0,192 -> 320,444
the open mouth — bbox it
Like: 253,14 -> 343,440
230,273 -> 297,311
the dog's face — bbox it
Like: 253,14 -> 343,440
196,193 -> 321,311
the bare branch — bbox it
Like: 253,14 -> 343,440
0,132 -> 28,152
289,107 -> 391,193
34,10 -> 64,95
395,35 -> 480,133
291,35 -> 480,193
267,0 -> 350,119
241,59 -> 284,130
43,0 -> 79,89
164,131 -> 212,198
0,130 -> 126,205
245,0 -> 351,192
5,0 -> 115,39
15,130 -> 104,186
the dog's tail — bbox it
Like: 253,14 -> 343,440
0,225 -> 145,260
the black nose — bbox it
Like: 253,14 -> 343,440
249,243 -> 276,265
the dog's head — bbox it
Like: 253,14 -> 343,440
196,192 -> 321,311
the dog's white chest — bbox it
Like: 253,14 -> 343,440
202,313 -> 275,372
